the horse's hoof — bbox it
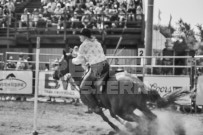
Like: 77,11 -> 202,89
125,122 -> 136,132
108,131 -> 117,135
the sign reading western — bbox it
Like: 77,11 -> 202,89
38,71 -> 80,98
144,76 -> 190,97
0,71 -> 33,94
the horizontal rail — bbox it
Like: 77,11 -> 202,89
195,56 -> 203,58
6,60 -> 52,64
111,65 -> 193,68
6,52 -> 61,56
5,53 -> 202,59
106,56 -> 192,59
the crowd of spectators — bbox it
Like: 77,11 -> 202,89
16,0 -> 143,30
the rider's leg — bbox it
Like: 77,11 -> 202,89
80,69 -> 100,111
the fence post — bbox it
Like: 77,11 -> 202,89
33,37 -> 40,135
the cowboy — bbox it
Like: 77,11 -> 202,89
72,28 -> 110,112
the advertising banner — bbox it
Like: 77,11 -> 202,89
38,71 -> 80,98
196,75 -> 203,105
144,76 -> 190,97
0,71 -> 33,94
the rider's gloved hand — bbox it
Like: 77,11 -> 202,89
73,46 -> 79,52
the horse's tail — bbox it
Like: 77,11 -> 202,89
156,89 -> 190,108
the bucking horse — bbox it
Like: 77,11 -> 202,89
53,50 -> 188,134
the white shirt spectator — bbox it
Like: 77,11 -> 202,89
6,1 -> 15,12
21,9 -> 31,22
85,0 -> 94,8
51,1 -> 57,12
32,9 -> 39,22
54,4 -> 63,17
136,5 -> 142,20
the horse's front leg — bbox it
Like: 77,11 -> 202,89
95,109 -> 120,132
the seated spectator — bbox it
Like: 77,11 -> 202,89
136,5 -> 142,20
81,10 -> 92,28
6,0 -> 15,14
52,3 -> 63,23
127,3 -> 136,21
6,56 -> 16,70
70,11 -> 80,28
47,4 -> 54,13
5,0 -> 15,26
94,3 -> 103,15
41,0 -> 48,7
20,8 -> 32,27
43,6 -> 52,21
85,0 -> 94,9
70,0 -> 76,8
2,5 -> 10,26
74,4 -> 84,21
64,5 -> 74,20
118,7 -> 126,27
65,0 -> 72,8
38,7 -> 43,15
0,7 -> 5,27
32,8 -> 39,27
37,14 -> 47,28
108,4 -> 119,23
50,0 -> 57,13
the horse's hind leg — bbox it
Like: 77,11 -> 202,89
117,111 -> 144,132
109,111 -> 129,126
139,106 -> 157,121
118,112 -> 141,123
95,109 -> 120,132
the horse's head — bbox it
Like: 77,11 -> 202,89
53,50 -> 73,80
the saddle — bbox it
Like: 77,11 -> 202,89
94,68 -> 125,92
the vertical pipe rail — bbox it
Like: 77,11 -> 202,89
7,14 -> 10,49
145,0 -> 154,65
64,12 -> 67,41
33,37 -> 40,135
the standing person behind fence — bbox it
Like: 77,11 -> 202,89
161,38 -> 174,75
16,54 -> 29,70
72,28 -> 109,112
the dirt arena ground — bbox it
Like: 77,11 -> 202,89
0,99 -> 116,135
0,99 -> 203,135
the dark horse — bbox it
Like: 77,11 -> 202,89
53,50 -> 187,133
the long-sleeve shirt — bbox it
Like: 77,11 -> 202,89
78,38 -> 106,65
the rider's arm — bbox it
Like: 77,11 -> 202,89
72,43 -> 87,65
72,55 -> 86,65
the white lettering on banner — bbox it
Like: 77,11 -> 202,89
196,75 -> 203,105
144,76 -> 190,97
0,71 -> 33,94
38,71 -> 80,98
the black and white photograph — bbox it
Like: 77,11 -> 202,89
0,0 -> 203,135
